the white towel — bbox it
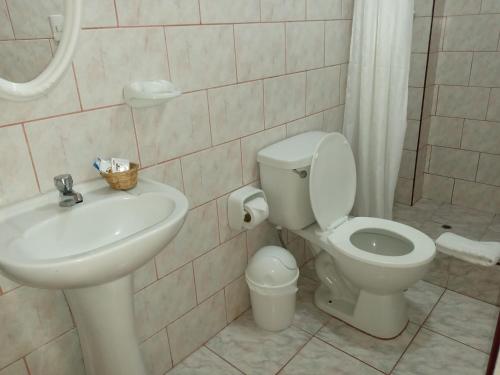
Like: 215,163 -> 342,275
436,232 -> 500,267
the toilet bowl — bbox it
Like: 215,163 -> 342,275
257,131 -> 435,339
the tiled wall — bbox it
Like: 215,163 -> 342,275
395,0 -> 434,205
419,0 -> 500,213
0,1 -> 353,374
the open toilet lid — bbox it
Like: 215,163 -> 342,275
309,133 -> 357,231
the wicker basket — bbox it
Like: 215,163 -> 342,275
100,162 -> 139,190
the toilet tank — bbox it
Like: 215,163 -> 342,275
257,131 -> 327,230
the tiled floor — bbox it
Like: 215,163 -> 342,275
166,278 -> 497,375
166,200 -> 499,375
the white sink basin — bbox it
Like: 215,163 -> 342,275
0,178 -> 188,375
0,178 -> 188,289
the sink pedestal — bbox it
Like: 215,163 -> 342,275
64,275 -> 147,375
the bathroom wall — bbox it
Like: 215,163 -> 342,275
394,0 -> 434,205
0,1 -> 353,374
419,0 -> 500,213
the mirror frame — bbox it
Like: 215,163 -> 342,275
0,0 -> 82,101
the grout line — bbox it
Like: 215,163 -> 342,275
422,326 -> 493,355
113,0 -> 119,27
71,63 -> 84,111
205,90 -> 214,147
4,0 -> 16,38
388,289 -> 446,374
23,357 -> 32,375
129,108 -> 143,167
204,344 -> 247,374
21,124 -> 41,192
162,27 -> 173,79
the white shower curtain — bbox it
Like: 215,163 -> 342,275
343,0 -> 414,219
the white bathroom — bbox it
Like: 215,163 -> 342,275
0,0 -> 499,374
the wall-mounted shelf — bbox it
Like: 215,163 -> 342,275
123,80 -> 182,108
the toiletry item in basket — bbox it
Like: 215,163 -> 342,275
111,158 -> 130,173
93,157 -> 112,173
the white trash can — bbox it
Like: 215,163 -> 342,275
245,246 -> 299,331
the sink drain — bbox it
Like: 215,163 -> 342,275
441,224 -> 452,229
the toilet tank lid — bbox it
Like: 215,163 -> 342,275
257,131 -> 327,170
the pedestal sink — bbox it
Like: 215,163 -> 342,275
0,178 -> 188,375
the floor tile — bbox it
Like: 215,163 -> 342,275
316,319 -> 419,373
405,280 -> 445,325
393,199 -> 440,228
279,337 -> 382,375
299,260 -> 319,282
292,278 -> 330,335
393,328 -> 488,375
424,290 -> 499,352
431,204 -> 493,240
168,346 -> 242,375
206,311 -> 311,375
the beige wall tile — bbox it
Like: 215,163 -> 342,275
340,64 -> 348,104
341,0 -> 354,19
429,17 -> 446,52
428,146 -> 479,180
415,0 -> 434,16
428,116 -> 464,147
286,22 -> 325,73
487,89 -> 500,122
307,0 -> 342,20
234,23 -> 285,82
452,179 -> 500,213
0,287 -> 73,369
395,178 -> 413,205
166,25 -> 236,92
0,40 -> 52,83
6,0 -> 61,39
306,66 -> 341,115
193,233 -> 247,302
26,106 -> 138,191
208,81 -> 264,145
74,28 -> 169,108
436,86 -> 490,120
325,21 -> 352,66
287,112 -> 324,136
476,154 -> 500,186
422,173 -> 454,203
139,330 -> 172,375
481,0 -> 500,13
82,0 -> 117,28
412,17 -> 432,53
399,150 -> 417,179
434,0 -> 481,16
405,120 -> 421,151
133,260 -> 157,293
0,1 -> 13,39
407,87 -> 424,120
461,120 -> 500,154
409,53 -> 428,88
0,126 -> 39,207
134,264 -> 196,341
167,291 -> 227,364
443,15 -> 500,51
216,193 -> 243,243
0,361 -> 28,375
0,273 -> 19,294
140,159 -> 184,193
264,73 -> 306,128
0,69 -> 80,127
134,91 -> 211,166
434,52 -> 473,86
199,0 -> 260,23
26,330 -> 85,375
241,126 -> 287,184
156,201 -> 219,278
181,140 -> 243,207
323,106 -> 344,133
469,52 -> 500,87
261,0 -> 306,21
225,275 -> 250,323
115,0 -> 199,25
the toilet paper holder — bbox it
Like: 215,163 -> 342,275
228,186 -> 269,231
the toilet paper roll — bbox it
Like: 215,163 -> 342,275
243,197 -> 269,229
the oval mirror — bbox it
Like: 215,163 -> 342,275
0,0 -> 81,101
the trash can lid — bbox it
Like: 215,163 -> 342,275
246,246 -> 298,287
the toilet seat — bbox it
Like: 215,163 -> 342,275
327,217 -> 436,268
308,132 -> 434,268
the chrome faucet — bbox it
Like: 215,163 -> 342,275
54,174 -> 83,207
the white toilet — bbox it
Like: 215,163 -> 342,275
257,131 -> 436,339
